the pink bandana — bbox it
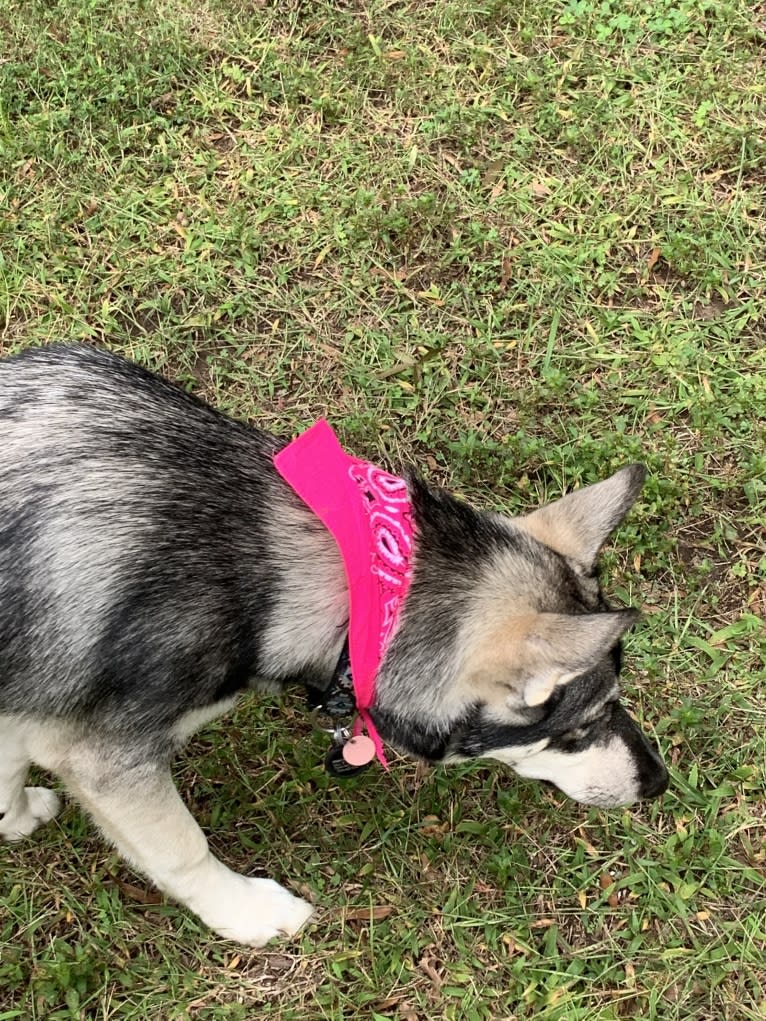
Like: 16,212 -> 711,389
274,420 -> 414,768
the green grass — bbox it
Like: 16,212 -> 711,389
0,0 -> 764,1017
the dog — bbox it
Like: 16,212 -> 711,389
0,344 -> 668,946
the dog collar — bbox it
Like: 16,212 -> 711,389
305,640 -> 370,778
274,420 -> 414,771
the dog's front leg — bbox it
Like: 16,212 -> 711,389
0,719 -> 61,840
63,752 -> 314,946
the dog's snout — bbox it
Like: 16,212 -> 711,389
641,763 -> 669,800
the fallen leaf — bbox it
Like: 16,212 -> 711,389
418,955 -> 443,988
313,244 -> 332,267
500,256 -> 513,289
419,815 -> 449,837
482,158 -> 504,187
376,997 -> 404,1010
110,877 -> 164,905
344,904 -> 395,922
375,998 -> 419,1021
600,872 -> 621,907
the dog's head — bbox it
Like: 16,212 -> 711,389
372,465 -> 669,807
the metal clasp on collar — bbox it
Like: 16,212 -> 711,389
311,713 -> 351,747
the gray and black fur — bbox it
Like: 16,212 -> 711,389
0,344 -> 668,946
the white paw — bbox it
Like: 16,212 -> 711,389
0,787 -> 61,841
196,875 -> 315,947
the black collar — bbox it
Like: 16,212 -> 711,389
304,640 -> 374,778
304,640 -> 356,719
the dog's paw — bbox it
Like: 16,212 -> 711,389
199,876 -> 315,947
0,787 -> 61,841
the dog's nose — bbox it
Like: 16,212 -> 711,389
641,764 -> 669,800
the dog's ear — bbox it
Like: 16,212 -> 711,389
467,608 -> 639,707
517,465 -> 646,573
518,609 -> 638,706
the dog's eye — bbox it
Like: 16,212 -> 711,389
557,724 -> 591,748
559,699 -> 617,748
558,717 -> 602,748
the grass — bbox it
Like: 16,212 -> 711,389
0,0 -> 764,1017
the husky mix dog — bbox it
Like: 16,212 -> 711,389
0,345 -> 668,946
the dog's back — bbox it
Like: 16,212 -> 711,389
0,345 -> 283,731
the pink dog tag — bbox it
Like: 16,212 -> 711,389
342,735 -> 376,767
